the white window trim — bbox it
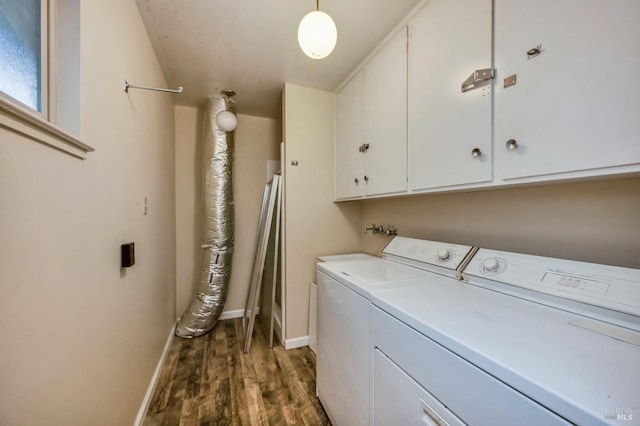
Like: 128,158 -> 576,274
0,95 -> 93,159
0,0 -> 93,159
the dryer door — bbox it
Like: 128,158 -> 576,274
374,349 -> 465,426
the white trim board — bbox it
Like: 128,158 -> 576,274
134,321 -> 177,426
176,308 -> 259,322
284,335 -> 309,350
218,307 -> 259,321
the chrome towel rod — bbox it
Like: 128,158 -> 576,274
123,80 -> 183,94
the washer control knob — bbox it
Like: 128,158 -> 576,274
437,250 -> 452,262
483,258 -> 500,272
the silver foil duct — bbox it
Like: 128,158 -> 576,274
176,94 -> 235,338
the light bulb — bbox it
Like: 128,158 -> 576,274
216,110 -> 237,132
297,10 -> 337,59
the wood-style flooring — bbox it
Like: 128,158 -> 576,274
143,317 -> 331,426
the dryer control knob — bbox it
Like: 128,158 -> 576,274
483,258 -> 500,272
437,250 -> 452,262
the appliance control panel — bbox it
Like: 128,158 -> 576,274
464,249 -> 640,317
383,237 -> 473,271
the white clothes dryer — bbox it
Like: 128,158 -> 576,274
370,248 -> 640,425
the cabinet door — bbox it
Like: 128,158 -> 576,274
363,28 -> 408,196
335,73 -> 364,200
408,0 -> 493,191
495,0 -> 640,181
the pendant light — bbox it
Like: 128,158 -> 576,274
215,90 -> 237,132
297,0 -> 337,59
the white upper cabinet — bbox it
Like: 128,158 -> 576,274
363,28 -> 408,197
334,0 -> 640,201
335,28 -> 408,200
494,0 -> 640,182
408,0 -> 493,191
335,73 -> 364,200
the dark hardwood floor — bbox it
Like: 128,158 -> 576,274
143,317 -> 331,426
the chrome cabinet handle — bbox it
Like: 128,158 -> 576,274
505,139 -> 518,150
471,148 -> 482,158
461,68 -> 494,93
354,177 -> 359,184
364,175 -> 369,183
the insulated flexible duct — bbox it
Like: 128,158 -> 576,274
175,93 -> 235,338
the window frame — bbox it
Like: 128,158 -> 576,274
40,0 -> 49,119
0,0 -> 93,159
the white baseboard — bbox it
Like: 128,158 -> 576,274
284,335 -> 309,350
218,309 -> 244,320
273,307 -> 283,345
218,307 -> 259,320
134,321 -> 176,426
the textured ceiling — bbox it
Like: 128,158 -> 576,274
135,0 -> 421,119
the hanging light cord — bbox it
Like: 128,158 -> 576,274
316,0 -> 319,11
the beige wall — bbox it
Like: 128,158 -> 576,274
229,115 -> 282,312
362,177 -> 640,268
282,84 -> 363,341
0,1 -> 176,425
175,106 -> 203,315
174,112 -> 281,316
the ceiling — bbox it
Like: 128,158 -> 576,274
135,0 -> 422,119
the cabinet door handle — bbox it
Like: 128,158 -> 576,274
364,176 -> 369,183
461,68 -> 494,93
471,148 -> 482,158
354,178 -> 359,184
505,139 -> 518,150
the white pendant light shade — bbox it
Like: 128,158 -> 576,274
297,10 -> 337,59
216,110 -> 237,132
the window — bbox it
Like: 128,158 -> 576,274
0,0 -> 91,158
0,0 -> 46,113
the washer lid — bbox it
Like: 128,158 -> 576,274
336,260 -> 424,284
316,253 -> 377,262
317,258 -> 439,300
382,236 -> 474,277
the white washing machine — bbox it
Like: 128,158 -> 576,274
370,248 -> 640,425
310,253 -> 378,353
316,237 -> 475,426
